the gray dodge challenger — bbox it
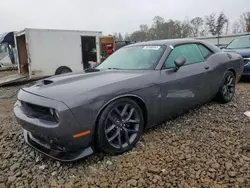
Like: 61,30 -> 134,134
14,39 -> 244,161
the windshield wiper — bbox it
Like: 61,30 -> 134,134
85,68 -> 100,73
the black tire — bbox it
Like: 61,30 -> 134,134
96,98 -> 144,155
215,70 -> 236,103
55,66 -> 72,75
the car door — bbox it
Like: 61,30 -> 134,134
159,43 -> 211,119
196,43 -> 218,94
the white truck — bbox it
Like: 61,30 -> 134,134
14,28 -> 106,79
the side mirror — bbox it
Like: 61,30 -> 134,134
174,55 -> 186,71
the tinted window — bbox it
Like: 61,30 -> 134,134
226,37 -> 250,49
197,44 -> 213,58
97,45 -> 166,70
164,44 -> 204,68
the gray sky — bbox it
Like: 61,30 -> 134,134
0,0 -> 249,35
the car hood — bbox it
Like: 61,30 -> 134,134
223,48 -> 250,57
22,70 -> 151,102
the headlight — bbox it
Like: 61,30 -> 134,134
49,108 -> 54,116
54,110 -> 59,121
49,108 -> 59,121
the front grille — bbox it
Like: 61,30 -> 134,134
32,133 -> 48,145
20,101 -> 57,122
31,132 -> 66,152
25,102 -> 49,114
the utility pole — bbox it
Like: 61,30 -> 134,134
217,33 -> 220,46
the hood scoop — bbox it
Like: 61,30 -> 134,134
43,79 -> 53,85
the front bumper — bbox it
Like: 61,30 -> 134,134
23,129 -> 93,162
242,61 -> 250,76
14,89 -> 94,161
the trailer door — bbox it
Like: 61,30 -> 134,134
15,33 -> 29,74
81,36 -> 97,69
99,36 -> 115,63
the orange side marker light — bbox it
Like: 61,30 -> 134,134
73,130 -> 91,138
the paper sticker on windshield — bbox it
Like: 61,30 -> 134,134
143,46 -> 161,50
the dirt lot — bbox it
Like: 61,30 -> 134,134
0,77 -> 250,188
0,70 -> 18,79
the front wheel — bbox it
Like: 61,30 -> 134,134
215,71 -> 236,103
96,98 -> 144,155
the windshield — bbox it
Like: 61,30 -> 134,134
226,37 -> 250,49
96,45 -> 166,70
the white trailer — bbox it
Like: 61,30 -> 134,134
14,28 -> 103,79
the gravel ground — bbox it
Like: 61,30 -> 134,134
0,80 -> 250,188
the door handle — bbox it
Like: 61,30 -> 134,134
204,65 -> 210,70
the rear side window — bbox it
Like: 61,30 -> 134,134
164,44 -> 204,68
197,44 -> 213,58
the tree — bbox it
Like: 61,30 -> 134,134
200,23 -> 210,36
127,17 -> 194,41
205,12 -> 228,35
139,24 -> 149,32
153,16 -> 165,25
118,33 -> 123,41
190,17 -> 204,36
113,32 -> 123,41
216,12 -> 228,35
151,16 -> 166,40
115,11 -> 250,42
232,20 -> 242,34
139,24 -> 150,40
240,12 -> 250,32
130,30 -> 147,41
181,20 -> 193,38
205,13 -> 217,35
224,17 -> 230,34
124,33 -> 131,41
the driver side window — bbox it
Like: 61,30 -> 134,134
164,44 -> 205,68
164,47 -> 182,68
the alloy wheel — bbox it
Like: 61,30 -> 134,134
104,103 -> 140,149
222,73 -> 235,101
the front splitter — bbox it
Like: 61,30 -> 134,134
23,129 -> 94,162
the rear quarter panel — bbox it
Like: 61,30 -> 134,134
230,52 -> 244,81
207,51 -> 243,94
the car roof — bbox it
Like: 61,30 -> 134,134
125,38 -> 221,52
127,38 -> 219,47
127,38 -> 199,46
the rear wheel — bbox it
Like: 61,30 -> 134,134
55,66 -> 72,75
216,71 -> 236,103
96,98 -> 144,155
